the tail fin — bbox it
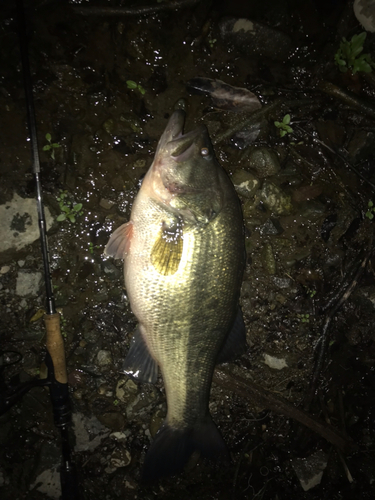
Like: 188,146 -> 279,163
141,418 -> 228,482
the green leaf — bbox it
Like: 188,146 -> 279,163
283,114 -> 291,125
366,211 -> 374,220
285,125 -> 293,133
68,214 -> 76,223
280,129 -> 287,137
368,200 -> 373,208
45,133 -> 52,142
351,32 -> 366,53
51,150 -> 55,160
52,143 -> 61,149
126,80 -> 138,89
56,213 -> 66,221
73,203 -> 83,212
138,85 -> 146,95
42,145 -> 51,151
274,121 -> 281,128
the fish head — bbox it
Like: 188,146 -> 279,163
143,110 -> 225,225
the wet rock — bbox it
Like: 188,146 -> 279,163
73,412 -> 111,452
259,181 -> 293,215
110,430 -> 130,441
300,200 -> 326,220
232,169 -> 260,198
99,198 -> 116,210
328,206 -> 357,244
97,383 -> 113,397
232,124 -> 262,148
219,18 -> 292,61
292,185 -> 323,203
263,354 -> 288,370
242,197 -> 263,221
149,408 -> 166,438
272,276 -> 293,289
291,450 -> 328,491
30,468 -> 61,499
109,446 -> 131,469
97,411 -> 125,431
101,260 -> 122,279
354,0 -> 375,32
260,243 -> 276,275
248,147 -> 281,178
16,271 -> 42,297
116,377 -> 138,404
0,194 -> 53,253
259,218 -> 284,235
97,350 -> 113,367
126,388 -> 158,420
29,440 -> 64,499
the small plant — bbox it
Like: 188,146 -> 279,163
88,242 -> 100,254
207,36 -> 217,48
126,80 -> 146,95
113,399 -> 119,406
366,200 -> 375,220
56,190 -> 83,223
304,286 -> 317,299
334,32 -> 375,74
274,114 -> 293,137
297,313 -> 310,323
43,133 -> 61,160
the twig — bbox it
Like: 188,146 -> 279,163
73,0 -> 203,16
318,80 -> 375,121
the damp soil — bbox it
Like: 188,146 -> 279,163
1,1 -> 375,499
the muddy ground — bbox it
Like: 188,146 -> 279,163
1,0 -> 375,499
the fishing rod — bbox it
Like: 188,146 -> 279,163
1,1 -> 80,498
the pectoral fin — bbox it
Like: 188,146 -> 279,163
151,221 -> 183,276
104,221 -> 133,259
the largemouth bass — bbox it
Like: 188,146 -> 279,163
105,109 -> 246,481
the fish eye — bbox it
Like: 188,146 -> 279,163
201,147 -> 212,159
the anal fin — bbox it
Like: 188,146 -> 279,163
217,307 -> 247,364
123,325 -> 158,384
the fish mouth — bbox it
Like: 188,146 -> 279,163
158,110 -> 207,162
